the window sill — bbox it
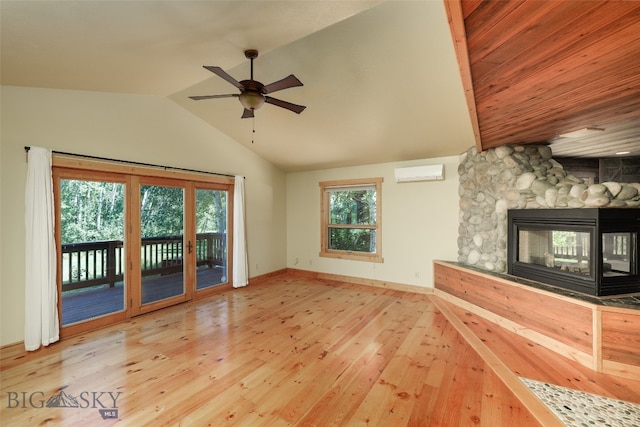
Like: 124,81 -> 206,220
319,250 -> 383,263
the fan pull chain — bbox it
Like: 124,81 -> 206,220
252,116 -> 256,144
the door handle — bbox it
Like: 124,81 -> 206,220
188,240 -> 193,254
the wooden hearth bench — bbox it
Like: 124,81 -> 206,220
433,260 -> 640,380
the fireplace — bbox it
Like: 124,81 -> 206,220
507,208 -> 640,296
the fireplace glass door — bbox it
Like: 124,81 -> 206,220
517,228 -> 592,278
603,232 -> 636,277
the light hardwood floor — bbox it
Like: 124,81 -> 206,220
2,275 -> 639,426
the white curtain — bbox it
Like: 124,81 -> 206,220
24,147 -> 59,351
232,175 -> 249,288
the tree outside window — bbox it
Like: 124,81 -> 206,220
319,178 -> 383,263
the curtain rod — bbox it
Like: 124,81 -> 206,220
24,146 -> 238,179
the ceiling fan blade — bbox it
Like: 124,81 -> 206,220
189,94 -> 238,101
263,74 -> 303,94
203,66 -> 244,90
241,108 -> 254,119
265,96 -> 306,114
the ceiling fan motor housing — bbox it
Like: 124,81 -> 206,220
239,79 -> 266,110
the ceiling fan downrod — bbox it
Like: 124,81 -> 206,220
245,49 -> 259,81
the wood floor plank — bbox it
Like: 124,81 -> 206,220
294,294 -> 430,426
273,291 -> 415,424
4,275 -> 622,425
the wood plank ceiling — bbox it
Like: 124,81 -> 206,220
446,0 -> 640,158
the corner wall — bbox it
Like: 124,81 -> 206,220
286,156 -> 460,289
0,86 -> 287,347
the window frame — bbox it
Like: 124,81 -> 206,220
319,177 -> 383,263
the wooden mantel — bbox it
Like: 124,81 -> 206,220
433,261 -> 640,380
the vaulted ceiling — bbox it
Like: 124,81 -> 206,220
2,1 -> 639,171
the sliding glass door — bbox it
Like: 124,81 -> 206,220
139,182 -> 186,305
57,174 -> 126,326
54,163 -> 233,336
195,187 -> 229,291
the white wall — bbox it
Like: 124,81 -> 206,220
0,85 -> 464,347
0,86 -> 287,347
286,156 -> 460,289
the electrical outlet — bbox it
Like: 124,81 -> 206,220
415,272 -> 420,279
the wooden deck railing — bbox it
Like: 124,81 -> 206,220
552,244 -> 587,260
61,233 -> 226,292
553,233 -> 629,262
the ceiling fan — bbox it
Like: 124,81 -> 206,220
189,49 -> 306,119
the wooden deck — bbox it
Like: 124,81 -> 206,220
62,266 -> 226,325
3,274 -> 639,425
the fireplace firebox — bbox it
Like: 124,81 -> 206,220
507,208 -> 640,296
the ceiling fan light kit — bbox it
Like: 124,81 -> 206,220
239,91 -> 265,110
190,49 -> 306,119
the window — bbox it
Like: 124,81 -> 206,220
319,178 -> 383,262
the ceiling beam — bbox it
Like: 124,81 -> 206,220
444,0 -> 482,153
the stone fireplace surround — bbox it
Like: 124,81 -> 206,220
457,144 -> 640,274
440,145 -> 640,382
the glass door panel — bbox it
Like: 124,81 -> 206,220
195,188 -> 228,290
60,178 -> 125,325
140,184 -> 185,305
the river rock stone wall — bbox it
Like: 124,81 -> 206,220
457,144 -> 640,273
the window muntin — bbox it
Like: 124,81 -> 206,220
320,178 -> 383,262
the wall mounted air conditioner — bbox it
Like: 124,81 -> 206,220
394,164 -> 444,182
